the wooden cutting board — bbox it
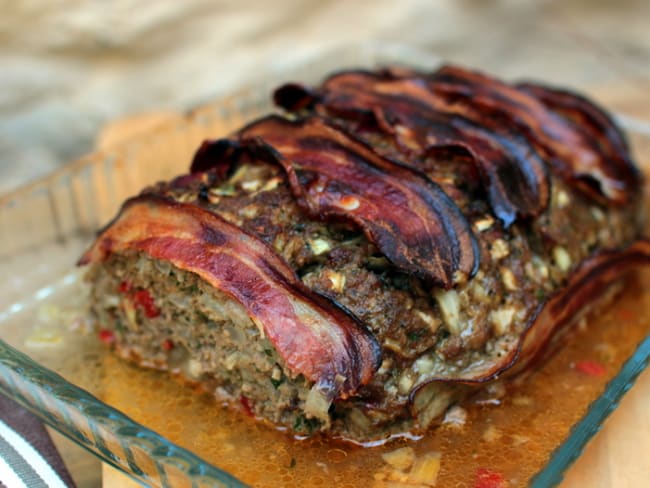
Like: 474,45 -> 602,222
96,81 -> 650,488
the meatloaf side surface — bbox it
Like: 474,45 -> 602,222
80,64 -> 647,443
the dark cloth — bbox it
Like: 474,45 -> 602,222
0,392 -> 76,488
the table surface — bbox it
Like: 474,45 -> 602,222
4,1 -> 650,487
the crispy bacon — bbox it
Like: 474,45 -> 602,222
236,115 -> 479,287
431,65 -> 640,205
276,64 -> 641,222
79,195 -> 381,400
275,71 -> 550,227
516,81 -> 641,202
190,139 -> 240,177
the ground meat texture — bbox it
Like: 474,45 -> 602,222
82,65 -> 644,443
84,155 -> 640,442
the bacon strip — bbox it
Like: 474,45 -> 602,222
275,71 -> 550,227
408,239 -> 650,392
430,65 -> 640,205
79,195 -> 381,400
516,81 -> 641,202
190,139 -> 241,178
276,65 -> 641,221
237,115 -> 479,288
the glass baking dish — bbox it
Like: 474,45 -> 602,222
1,43 -> 650,488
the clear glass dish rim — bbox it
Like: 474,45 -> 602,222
1,42 -> 649,487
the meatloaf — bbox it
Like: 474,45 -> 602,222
80,64 -> 649,443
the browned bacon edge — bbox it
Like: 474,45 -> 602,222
276,71 -> 550,228
516,81 -> 641,202
275,64 -> 640,221
431,65 -> 640,205
79,194 -> 381,401
236,115 -> 479,288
